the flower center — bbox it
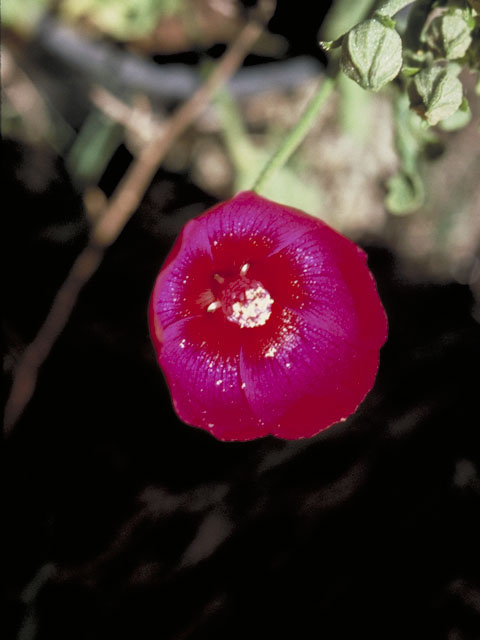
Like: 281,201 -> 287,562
209,264 -> 274,328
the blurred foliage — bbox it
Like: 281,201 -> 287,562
65,109 -> 125,188
60,0 -> 185,41
385,93 -> 433,214
3,0 -> 186,39
3,0 -> 285,55
2,0 -> 479,273
3,0 -> 51,32
215,89 -> 323,212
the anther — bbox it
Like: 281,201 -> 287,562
207,300 -> 222,313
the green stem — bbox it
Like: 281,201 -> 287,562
376,0 -> 415,18
251,76 -> 335,194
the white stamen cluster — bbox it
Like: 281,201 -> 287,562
227,285 -> 273,328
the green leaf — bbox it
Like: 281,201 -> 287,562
375,0 -> 415,19
373,13 -> 397,29
385,92 -> 434,215
340,18 -> 403,91
401,65 -> 421,77
320,0 -> 377,42
408,65 -> 463,125
66,110 -> 123,187
426,14 -> 473,60
386,170 -> 425,214
463,7 -> 476,31
439,97 -> 472,130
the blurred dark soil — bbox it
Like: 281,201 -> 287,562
4,138 -> 480,640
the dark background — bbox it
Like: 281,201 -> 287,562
4,1 -> 480,639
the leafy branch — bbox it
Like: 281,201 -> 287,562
319,0 -> 480,214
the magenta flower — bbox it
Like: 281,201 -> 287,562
149,191 -> 387,441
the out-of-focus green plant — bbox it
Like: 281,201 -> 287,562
3,0 -> 186,40
216,89 -> 324,214
60,0 -> 185,40
386,92 -> 434,213
3,0 -> 51,33
319,0 -> 377,141
66,109 -> 125,188
321,0 -> 480,214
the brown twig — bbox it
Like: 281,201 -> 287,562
4,7 -> 271,434
90,87 -> 161,148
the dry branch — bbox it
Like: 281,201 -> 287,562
4,6 -> 271,433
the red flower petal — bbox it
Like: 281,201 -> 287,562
159,317 -> 267,441
149,191 -> 388,441
240,310 -> 381,439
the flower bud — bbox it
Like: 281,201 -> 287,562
408,65 -> 463,126
426,14 -> 473,60
340,18 -> 403,92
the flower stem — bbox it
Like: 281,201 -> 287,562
251,76 -> 335,194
